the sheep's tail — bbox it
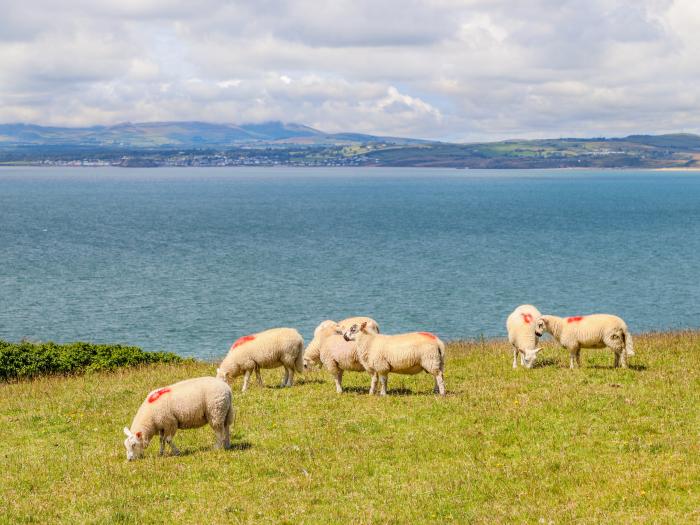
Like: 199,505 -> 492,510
294,339 -> 305,373
437,339 -> 446,370
623,328 -> 634,356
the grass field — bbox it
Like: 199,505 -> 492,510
1,332 -> 699,524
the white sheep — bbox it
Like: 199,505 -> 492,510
343,321 -> 446,396
535,314 -> 634,369
304,316 -> 379,367
216,327 -> 304,391
122,376 -> 234,460
506,304 -> 543,369
303,319 -> 373,393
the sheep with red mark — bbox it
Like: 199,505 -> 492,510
304,318 -> 379,393
343,322 -> 446,396
122,376 -> 234,461
216,327 -> 304,391
535,314 -> 634,369
506,304 -> 543,369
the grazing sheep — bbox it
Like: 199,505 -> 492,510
303,320 -> 367,393
216,327 -> 304,391
122,376 -> 234,461
303,320 -> 341,370
535,314 -> 634,369
506,304 -> 543,369
304,316 -> 379,368
343,322 -> 446,396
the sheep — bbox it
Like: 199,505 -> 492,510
303,320 -> 341,370
216,327 -> 304,391
303,316 -> 379,370
535,314 -> 634,369
303,319 -> 372,393
122,376 -> 234,461
303,316 -> 380,369
506,304 -> 543,369
343,321 -> 446,396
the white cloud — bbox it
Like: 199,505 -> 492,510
0,0 -> 698,140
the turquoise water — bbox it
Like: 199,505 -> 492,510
1,167 -> 699,358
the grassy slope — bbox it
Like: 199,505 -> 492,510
1,332 -> 699,524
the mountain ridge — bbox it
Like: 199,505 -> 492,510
0,120 -> 426,148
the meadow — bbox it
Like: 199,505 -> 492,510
1,332 -> 699,524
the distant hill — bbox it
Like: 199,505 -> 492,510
0,121 -> 425,148
622,133 -> 700,150
0,122 -> 698,168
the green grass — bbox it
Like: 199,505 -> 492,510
1,332 -> 699,523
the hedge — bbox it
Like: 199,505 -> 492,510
0,339 -> 183,381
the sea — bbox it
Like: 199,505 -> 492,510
1,167 -> 699,359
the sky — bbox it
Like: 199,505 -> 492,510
0,0 -> 699,142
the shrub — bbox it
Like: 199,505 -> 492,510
0,339 -> 184,381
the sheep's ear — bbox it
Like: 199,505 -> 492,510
360,321 -> 367,331
123,427 -> 133,438
534,347 -> 543,353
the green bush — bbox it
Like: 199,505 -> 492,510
0,339 -> 183,381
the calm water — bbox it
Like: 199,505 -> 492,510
1,167 -> 699,358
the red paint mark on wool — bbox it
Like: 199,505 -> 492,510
418,332 -> 437,339
147,388 -> 171,403
567,316 -> 585,323
231,335 -> 255,350
521,313 -> 533,324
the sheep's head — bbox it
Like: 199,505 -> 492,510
123,427 -> 145,461
216,367 -> 232,383
521,347 -> 542,368
534,317 -> 547,337
303,348 -> 322,370
343,321 -> 367,341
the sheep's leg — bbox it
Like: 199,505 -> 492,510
214,425 -> 230,449
575,349 -> 582,368
242,370 -> 251,392
619,349 -> 628,368
255,368 -> 264,387
334,370 -> 344,394
166,436 -> 180,456
512,348 -> 518,369
286,368 -> 295,387
379,374 -> 388,396
369,373 -> 378,395
568,347 -> 578,369
222,425 -> 231,449
434,371 -> 446,396
613,350 -> 621,368
281,367 -> 290,387
159,430 -> 165,456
